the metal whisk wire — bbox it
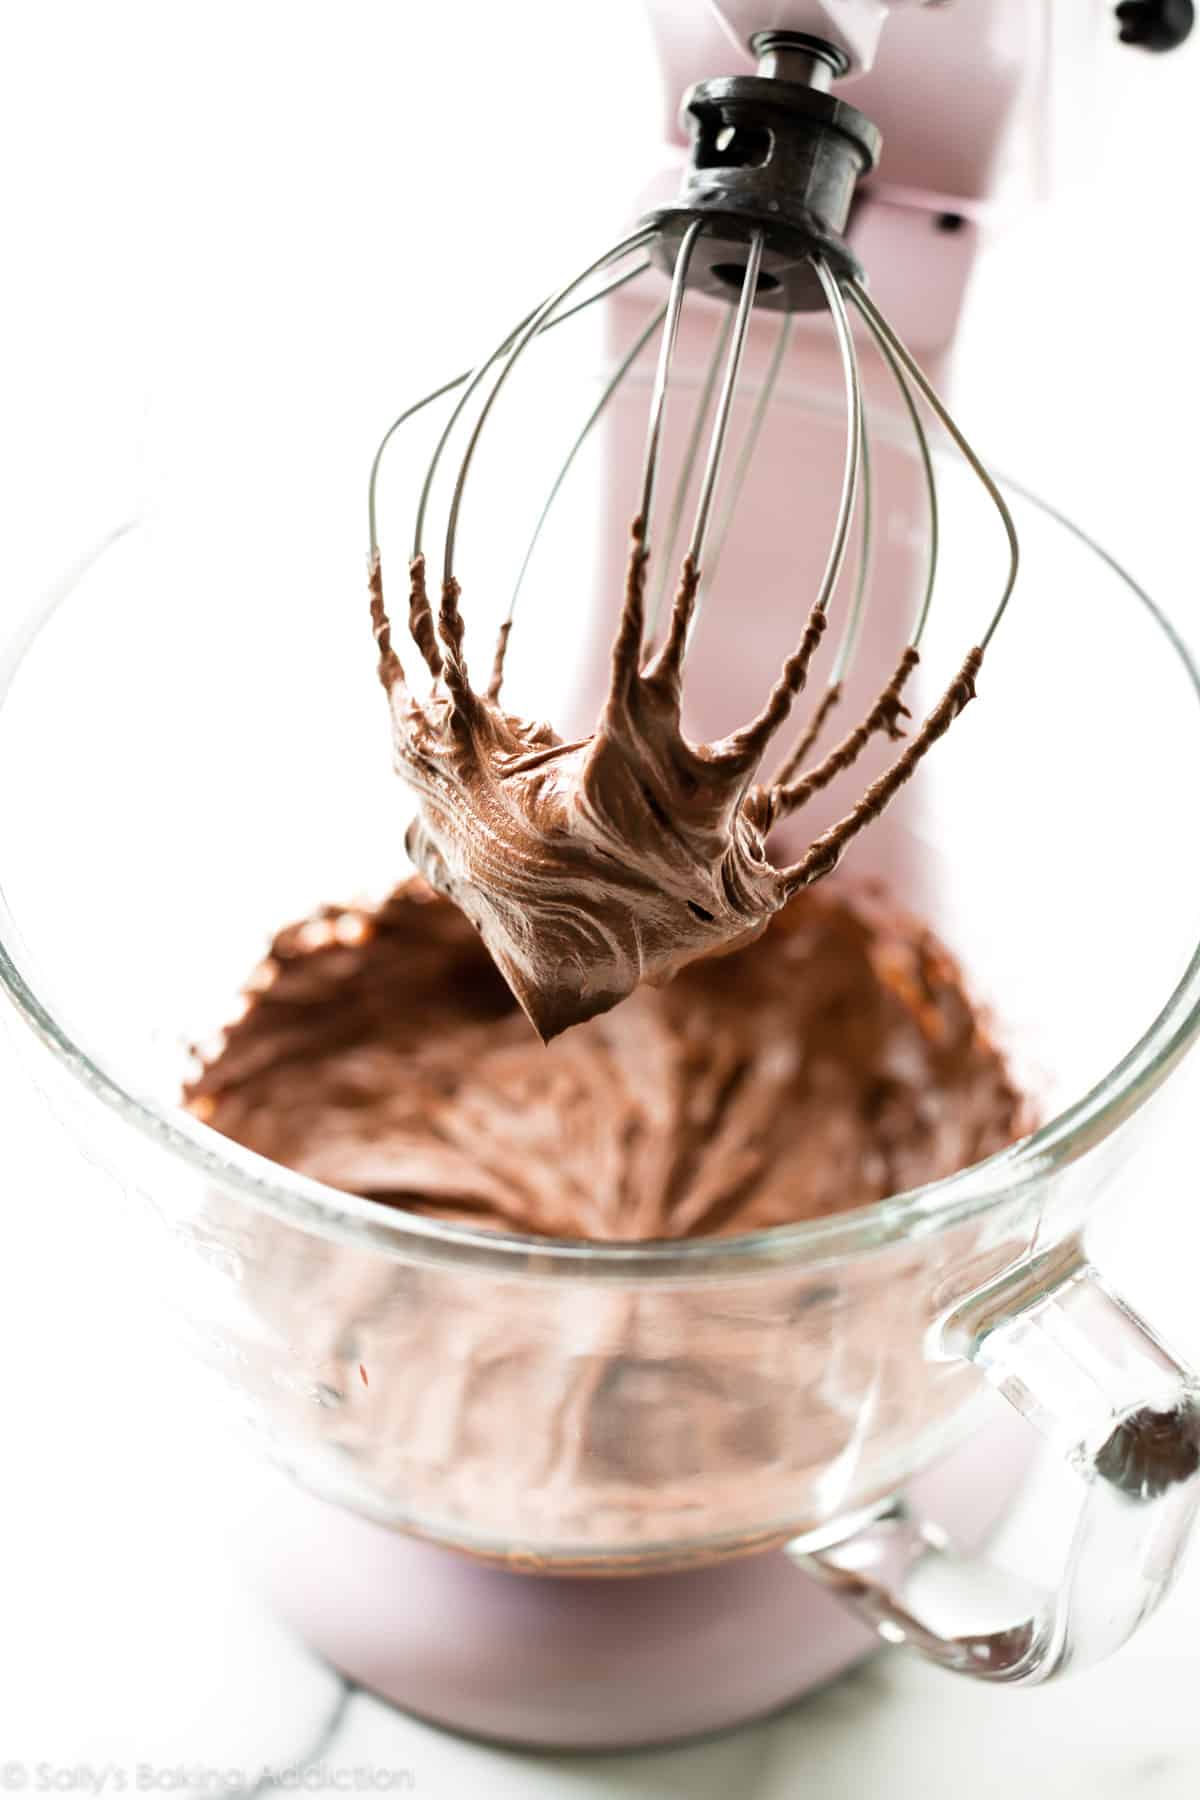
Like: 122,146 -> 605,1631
367,221 -> 1018,791
697,309 -> 794,611
848,279 -> 1019,649
646,305 -> 735,645
365,245 -> 654,558
438,228 -> 656,588
502,303 -> 668,680
684,229 -> 766,577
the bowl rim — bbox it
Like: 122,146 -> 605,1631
2,489 -> 1200,1281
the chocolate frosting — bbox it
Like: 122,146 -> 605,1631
369,526 -> 983,1040
183,880 -> 1031,1566
186,879 -> 1025,1241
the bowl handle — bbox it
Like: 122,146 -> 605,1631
789,1240 -> 1200,1683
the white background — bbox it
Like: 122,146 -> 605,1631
2,2 -> 1200,1794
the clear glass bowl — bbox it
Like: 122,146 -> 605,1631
2,419 -> 1199,1577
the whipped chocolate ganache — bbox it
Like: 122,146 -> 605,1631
370,529 -> 983,1041
186,878 -> 1025,1240
183,878 -> 1030,1560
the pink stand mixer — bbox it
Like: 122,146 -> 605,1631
3,0 -> 1200,1756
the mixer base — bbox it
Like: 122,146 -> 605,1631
235,1407 -> 1034,1750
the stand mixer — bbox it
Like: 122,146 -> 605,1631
237,0 -> 1200,1738
3,0 -> 1200,1759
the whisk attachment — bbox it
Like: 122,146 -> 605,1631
364,51 -> 1019,1041
644,35 -> 880,313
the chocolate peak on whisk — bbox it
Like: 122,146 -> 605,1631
369,505 -> 980,1042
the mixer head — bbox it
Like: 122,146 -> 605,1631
365,33 -> 1018,1042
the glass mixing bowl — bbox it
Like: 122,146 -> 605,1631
3,408 -> 1200,1684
